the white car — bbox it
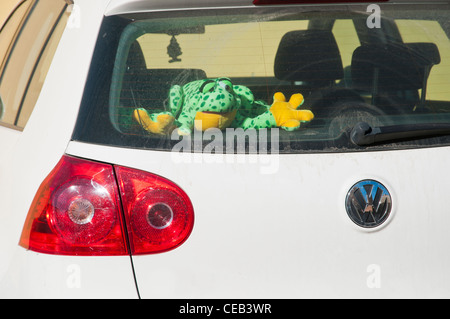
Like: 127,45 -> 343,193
1,0 -> 450,299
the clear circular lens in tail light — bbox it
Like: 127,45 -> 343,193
51,177 -> 116,245
146,202 -> 173,230
68,198 -> 95,225
115,166 -> 194,255
131,189 -> 188,242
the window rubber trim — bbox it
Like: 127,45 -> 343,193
13,3 -> 69,127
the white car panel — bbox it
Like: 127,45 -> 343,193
0,126 -> 21,280
1,0 -> 449,299
0,0 -> 139,298
66,141 -> 450,298
0,248 -> 137,298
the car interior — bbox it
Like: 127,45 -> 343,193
103,11 -> 446,149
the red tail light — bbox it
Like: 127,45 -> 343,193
19,156 -> 127,256
115,166 -> 195,255
19,155 -> 194,256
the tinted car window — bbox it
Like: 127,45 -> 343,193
0,0 -> 71,128
0,1 -> 33,73
74,4 -> 450,153
0,0 -> 33,125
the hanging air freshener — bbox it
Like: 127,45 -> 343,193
167,34 -> 182,63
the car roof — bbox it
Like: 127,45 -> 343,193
104,0 -> 449,17
105,0 -> 251,16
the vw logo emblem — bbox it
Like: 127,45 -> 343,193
345,180 -> 392,228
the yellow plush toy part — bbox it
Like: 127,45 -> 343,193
269,92 -> 314,131
133,109 -> 175,135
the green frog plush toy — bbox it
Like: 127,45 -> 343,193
133,77 -> 314,135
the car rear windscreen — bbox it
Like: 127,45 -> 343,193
73,3 -> 450,153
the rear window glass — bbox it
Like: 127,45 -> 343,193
73,4 -> 450,153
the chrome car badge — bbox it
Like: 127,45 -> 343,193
345,180 -> 392,228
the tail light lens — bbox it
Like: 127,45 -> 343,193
115,166 -> 195,255
19,156 -> 127,256
19,155 -> 194,256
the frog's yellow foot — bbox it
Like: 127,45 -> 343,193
298,109 -> 314,122
270,92 -> 314,130
133,109 -> 175,135
281,119 -> 301,131
274,92 -> 304,108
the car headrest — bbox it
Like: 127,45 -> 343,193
405,42 -> 441,65
126,41 -> 147,74
351,42 -> 441,91
274,30 -> 344,86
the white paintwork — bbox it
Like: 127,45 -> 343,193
66,141 -> 450,298
0,0 -> 449,299
104,0 -> 253,16
0,0 -> 138,298
0,249 -> 137,298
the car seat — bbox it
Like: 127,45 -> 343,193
274,29 -> 363,119
274,29 -> 344,88
351,42 -> 441,114
121,40 -> 206,111
116,40 -> 206,133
